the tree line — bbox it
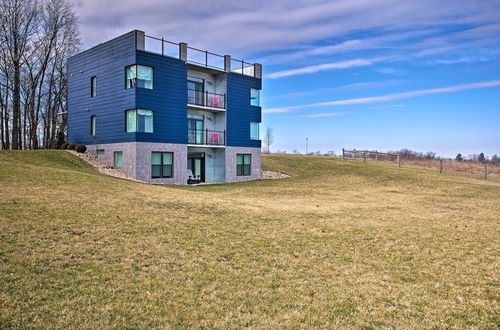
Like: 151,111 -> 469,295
0,0 -> 79,150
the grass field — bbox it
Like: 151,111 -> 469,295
0,151 -> 499,328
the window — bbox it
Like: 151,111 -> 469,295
90,115 -> 96,136
90,76 -> 96,97
97,149 -> 105,156
126,65 -> 153,89
250,122 -> 260,140
151,152 -> 173,178
126,109 -> 153,133
250,88 -> 260,106
236,154 -> 251,176
114,151 -> 123,169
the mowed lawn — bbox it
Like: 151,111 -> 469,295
0,151 -> 499,328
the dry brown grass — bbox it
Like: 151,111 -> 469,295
381,157 -> 500,180
0,151 -> 499,328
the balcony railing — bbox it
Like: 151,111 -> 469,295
143,34 -> 261,78
187,89 -> 226,109
188,129 -> 225,146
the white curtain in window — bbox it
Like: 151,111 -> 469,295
126,110 -> 136,132
137,109 -> 153,133
137,65 -> 152,81
126,66 -> 136,79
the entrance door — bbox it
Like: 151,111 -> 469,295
188,152 -> 205,182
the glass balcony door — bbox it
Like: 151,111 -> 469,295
188,77 -> 204,106
188,118 -> 204,144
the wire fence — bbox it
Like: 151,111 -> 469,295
342,148 -> 499,181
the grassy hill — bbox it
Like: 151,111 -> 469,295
0,151 -> 499,328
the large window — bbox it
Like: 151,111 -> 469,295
236,154 -> 251,176
114,151 -> 123,169
90,115 -> 96,136
250,122 -> 260,140
126,109 -> 153,133
250,88 -> 260,106
152,152 -> 173,178
90,76 -> 96,97
126,65 -> 153,89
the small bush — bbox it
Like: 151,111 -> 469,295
68,143 -> 77,150
60,143 -> 69,150
75,144 -> 87,153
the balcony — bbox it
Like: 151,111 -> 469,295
188,129 -> 225,146
188,89 -> 226,110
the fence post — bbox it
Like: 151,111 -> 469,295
397,154 -> 400,168
484,164 -> 488,180
342,148 -> 345,158
439,159 -> 443,173
364,150 -> 367,162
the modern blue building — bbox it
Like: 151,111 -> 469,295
68,30 -> 262,184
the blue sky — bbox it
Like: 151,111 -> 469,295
71,0 -> 500,157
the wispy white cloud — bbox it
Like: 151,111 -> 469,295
298,111 -> 350,118
264,80 -> 500,113
266,80 -> 405,99
266,57 -> 385,79
71,0 -> 500,58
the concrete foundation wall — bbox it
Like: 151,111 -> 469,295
86,143 -> 260,185
87,142 -> 137,179
225,146 -> 261,183
135,142 -> 187,184
87,142 -> 187,184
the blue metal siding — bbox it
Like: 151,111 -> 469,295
226,73 -> 262,148
135,51 -> 187,144
68,30 -> 262,149
68,31 -> 137,145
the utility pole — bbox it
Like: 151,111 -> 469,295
306,137 -> 308,155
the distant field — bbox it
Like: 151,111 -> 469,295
0,151 -> 499,328
400,158 -> 500,180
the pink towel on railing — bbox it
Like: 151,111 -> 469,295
210,97 -> 218,107
211,132 -> 219,143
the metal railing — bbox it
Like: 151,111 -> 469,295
144,35 -> 179,58
187,46 -> 225,70
187,89 -> 226,109
143,34 -> 259,78
188,129 -> 225,146
230,58 -> 255,76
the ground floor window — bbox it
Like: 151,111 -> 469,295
152,152 -> 173,178
114,151 -> 123,169
97,149 -> 105,156
236,154 -> 251,176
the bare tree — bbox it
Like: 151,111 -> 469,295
263,127 -> 274,154
0,0 -> 79,150
0,0 -> 39,149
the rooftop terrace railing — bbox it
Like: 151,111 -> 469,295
144,35 -> 179,58
143,34 -> 261,78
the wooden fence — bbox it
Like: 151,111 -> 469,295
342,148 -> 401,167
